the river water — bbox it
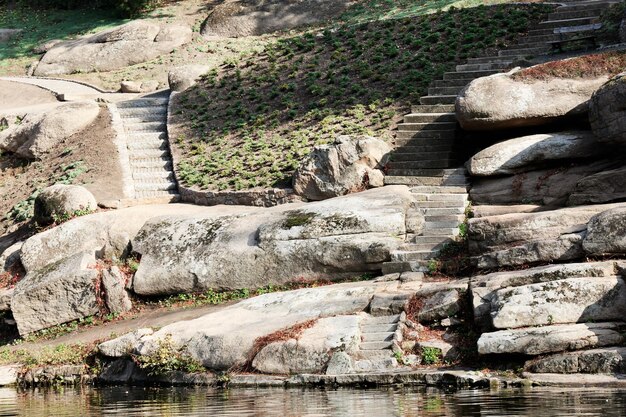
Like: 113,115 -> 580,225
0,386 -> 624,416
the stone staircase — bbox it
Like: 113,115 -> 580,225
382,0 -> 615,274
114,93 -> 179,201
353,314 -> 400,372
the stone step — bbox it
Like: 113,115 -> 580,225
385,176 -> 467,186
130,158 -> 174,169
422,227 -> 460,237
428,86 -> 464,96
117,106 -> 168,117
411,104 -> 456,113
127,131 -> 167,141
135,190 -> 179,199
390,144 -> 454,153
456,62 -> 511,72
412,192 -> 468,202
394,130 -> 456,140
425,214 -> 466,222
423,207 -> 466,216
387,160 -> 456,169
132,170 -> 174,180
443,70 -> 500,80
386,168 -> 465,177
391,152 -> 456,162
120,114 -> 167,124
498,46 -> 549,57
354,350 -> 395,360
400,241 -> 452,251
117,98 -> 169,108
420,95 -> 457,105
391,250 -> 434,262
466,55 -> 521,65
432,79 -> 471,88
361,323 -> 398,333
361,332 -> 395,342
398,122 -> 457,132
410,185 -> 468,194
412,235 -> 457,245
134,180 -> 177,192
361,315 -> 400,325
537,16 -> 599,30
124,121 -> 167,132
424,220 -> 463,229
129,149 -> 170,159
413,200 -> 468,208
382,261 -> 428,274
548,8 -> 605,21
127,140 -> 168,151
359,341 -> 394,351
555,2 -> 617,12
403,113 -> 456,123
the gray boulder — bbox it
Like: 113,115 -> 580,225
35,21 -> 192,76
101,267 -> 132,314
0,241 -> 22,276
456,71 -> 607,131
293,135 -> 391,201
252,315 -> 361,374
325,351 -> 355,375
99,328 -> 154,358
525,347 -> 626,374
418,289 -> 463,324
11,252 -> 100,335
131,186 -> 411,296
589,72 -> 626,146
583,207 -> 626,256
466,131 -> 602,176
0,101 -> 100,159
477,322 -> 626,355
490,277 -> 626,329
33,184 -> 97,226
568,165 -> 626,206
168,65 -> 210,92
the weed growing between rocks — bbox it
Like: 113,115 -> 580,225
173,3 -> 551,191
132,334 -> 204,376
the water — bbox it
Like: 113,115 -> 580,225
0,386 -> 624,416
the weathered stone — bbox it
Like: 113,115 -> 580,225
325,351 -> 355,375
132,186 -> 410,295
33,184 -> 97,226
252,316 -> 360,374
589,72 -> 626,146
477,322 -> 626,355
114,281 -> 389,371
98,328 -> 154,358
467,131 -> 603,176
583,207 -> 626,256
369,291 -> 411,316
490,277 -> 626,329
0,366 -> 18,386
168,65 -> 210,92
456,71 -> 608,131
293,135 -> 391,201
101,267 -> 132,314
0,288 -> 13,311
525,347 -> 626,374
418,289 -> 463,323
469,159 -> 616,206
0,101 -> 100,159
140,80 -> 159,93
568,165 -> 626,206
11,252 -> 100,335
35,21 -> 192,76
471,205 -> 544,218
120,81 -> 141,93
0,241 -> 22,275
33,39 -> 62,54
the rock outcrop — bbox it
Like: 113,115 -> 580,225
293,135 -> 391,201
525,347 -> 626,374
583,207 -> 626,256
0,101 -> 100,159
33,184 -> 97,226
168,65 -> 210,92
567,165 -> 626,206
34,21 -> 192,76
456,71 -> 607,131
589,72 -> 626,146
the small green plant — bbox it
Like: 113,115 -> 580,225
133,334 -> 204,375
51,206 -> 94,225
421,346 -> 442,365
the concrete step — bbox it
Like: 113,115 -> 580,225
386,168 -> 465,177
548,8 -> 605,21
424,220 -> 463,229
398,122 -> 457,132
132,170 -> 175,180
124,121 -> 167,132
412,193 -> 468,202
403,113 -> 456,123
127,140 -> 168,151
361,315 -> 400,325
400,241 -> 452,251
466,55 -> 522,65
387,160 -> 456,169
361,332 -> 395,342
135,190 -> 179,199
391,152 -> 456,162
394,130 -> 456,140
498,46 -> 549,57
410,185 -> 467,194
432,79 -> 471,88
134,180 -> 177,192
428,86 -> 464,96
385,176 -> 467,186
127,131 -> 167,141
456,62 -> 511,72
423,207 -> 466,216
117,106 -> 167,117
117,98 -> 169,108
359,341 -> 393,350
413,200 -> 468,208
129,149 -> 170,159
354,350 -> 395,360
537,16 -> 599,30
382,261 -> 428,274
420,95 -> 457,105
412,235 -> 457,245
120,114 -> 166,123
390,144 -> 454,153
443,70 -> 500,80
361,323 -> 398,333
130,158 -> 173,169
391,250 -> 434,262
425,214 -> 466,222
422,227 -> 461,237
411,104 -> 455,113
555,2 -> 617,12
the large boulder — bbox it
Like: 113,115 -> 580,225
466,131 -> 603,176
469,159 -> 615,206
583,207 -> 626,256
201,0 -> 353,38
11,252 -> 100,335
34,21 -> 192,76
293,135 -> 391,201
131,186 -> 411,295
525,347 -> 626,374
0,101 -> 100,159
477,322 -> 626,355
33,184 -> 97,226
589,72 -> 626,146
168,65 -> 210,92
568,165 -> 626,206
456,71 -> 608,131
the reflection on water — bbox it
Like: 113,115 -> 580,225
0,385 -> 624,416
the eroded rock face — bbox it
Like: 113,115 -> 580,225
168,65 -> 211,92
466,131 -> 602,176
477,322 -> 626,355
131,186 -> 411,295
34,21 -> 192,76
456,71 -> 607,131
0,101 -> 100,159
293,135 -> 391,201
568,165 -> 626,206
33,184 -> 97,226
525,347 -> 626,374
589,72 -> 626,146
583,207 -> 626,256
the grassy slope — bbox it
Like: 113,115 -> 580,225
172,2 -> 551,191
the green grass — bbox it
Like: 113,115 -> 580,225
173,3 -> 552,191
0,6 -> 125,65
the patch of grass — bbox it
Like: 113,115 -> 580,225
0,343 -> 96,368
173,3 -> 551,191
512,51 -> 626,81
133,334 -> 204,375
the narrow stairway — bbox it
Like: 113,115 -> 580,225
383,0 -> 616,274
114,93 -> 179,201
354,314 -> 400,372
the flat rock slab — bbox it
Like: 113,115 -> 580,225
525,347 -> 626,374
477,322 -> 626,355
490,277 -> 626,329
523,372 -> 626,388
